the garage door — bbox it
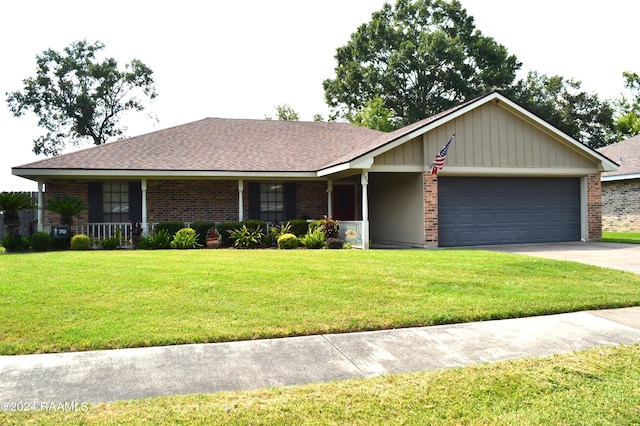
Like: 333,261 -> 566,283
438,177 -> 581,247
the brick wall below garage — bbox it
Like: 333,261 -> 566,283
601,180 -> 640,232
587,174 -> 603,240
423,173 -> 438,247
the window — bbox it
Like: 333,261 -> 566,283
102,182 -> 129,222
259,183 -> 284,222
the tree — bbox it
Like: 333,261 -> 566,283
323,0 -> 520,126
265,104 -> 300,121
45,196 -> 88,226
505,71 -> 615,149
351,97 -> 398,132
612,71 -> 640,140
6,40 -> 158,156
0,192 -> 35,237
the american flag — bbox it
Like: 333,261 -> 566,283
430,134 -> 455,175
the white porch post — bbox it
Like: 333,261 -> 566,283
141,179 -> 148,234
327,179 -> 333,217
361,171 -> 370,250
37,180 -> 44,232
238,179 -> 244,221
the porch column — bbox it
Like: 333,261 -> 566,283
37,180 -> 44,232
238,179 -> 244,221
361,171 -> 370,250
141,179 -> 148,235
327,179 -> 333,217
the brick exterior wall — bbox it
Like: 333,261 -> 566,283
601,179 -> 640,232
42,180 -> 89,225
587,174 -> 603,240
423,173 -> 438,247
42,179 -> 329,225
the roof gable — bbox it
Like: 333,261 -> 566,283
598,134 -> 640,180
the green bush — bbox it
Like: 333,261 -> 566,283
70,234 -> 92,250
1,235 -> 30,252
228,224 -> 265,248
288,219 -> 311,237
299,227 -> 326,249
99,237 -> 120,250
326,237 -> 345,249
170,227 -> 201,249
154,221 -> 185,239
137,229 -> 171,250
190,221 -> 216,246
217,221 -> 242,247
277,233 -> 299,249
30,232 -> 53,252
0,246 -> 6,254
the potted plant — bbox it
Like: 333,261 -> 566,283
205,227 -> 222,249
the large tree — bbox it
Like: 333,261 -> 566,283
323,0 -> 521,126
6,40 -> 158,156
506,71 -> 616,149
612,71 -> 640,140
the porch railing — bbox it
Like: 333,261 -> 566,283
72,223 -> 137,248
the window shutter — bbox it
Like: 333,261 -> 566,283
248,182 -> 260,220
284,182 -> 297,220
88,182 -> 103,223
128,182 -> 142,222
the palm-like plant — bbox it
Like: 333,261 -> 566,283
0,192 -> 35,237
45,196 -> 88,226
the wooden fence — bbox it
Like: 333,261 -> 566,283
0,192 -> 38,240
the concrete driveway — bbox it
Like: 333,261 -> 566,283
478,241 -> 640,274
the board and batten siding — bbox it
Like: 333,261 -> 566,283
423,101 -> 598,172
375,136 -> 424,166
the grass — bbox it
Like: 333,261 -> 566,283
1,249 -> 640,355
602,231 -> 640,244
2,344 -> 639,425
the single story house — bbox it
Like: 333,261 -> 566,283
598,134 -> 640,232
13,92 -> 618,248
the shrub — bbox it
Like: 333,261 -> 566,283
287,219 -> 310,237
99,237 -> 120,250
228,224 -> 265,248
70,234 -> 92,250
217,221 -> 242,247
170,227 -> 201,249
269,221 -> 293,247
30,232 -> 53,252
320,215 -> 340,238
154,221 -> 185,239
326,237 -> 345,249
137,229 -> 171,250
299,227 -> 326,249
277,233 -> 299,249
0,246 -> 5,254
130,221 -> 143,248
1,235 -> 30,252
190,221 -> 216,246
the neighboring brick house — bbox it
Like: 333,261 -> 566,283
12,92 -> 617,248
598,135 -> 640,232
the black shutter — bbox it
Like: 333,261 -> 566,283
88,182 -> 103,222
248,182 -> 260,220
128,182 -> 142,222
284,182 -> 297,220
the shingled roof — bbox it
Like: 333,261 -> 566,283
598,134 -> 640,180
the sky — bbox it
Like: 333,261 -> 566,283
1,0 -> 639,191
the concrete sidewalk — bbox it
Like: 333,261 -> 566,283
1,307 -> 640,404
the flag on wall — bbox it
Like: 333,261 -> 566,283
430,134 -> 455,175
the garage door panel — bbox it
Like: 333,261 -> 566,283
438,177 -> 580,247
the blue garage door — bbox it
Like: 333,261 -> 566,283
438,177 -> 581,247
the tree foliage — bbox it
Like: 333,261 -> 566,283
6,40 -> 158,156
265,104 -> 300,121
506,71 -> 615,149
612,71 -> 640,140
351,97 -> 398,132
0,192 -> 35,237
323,0 -> 521,126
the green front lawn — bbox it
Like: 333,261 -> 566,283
2,344 -> 639,425
1,249 -> 640,355
602,231 -> 640,244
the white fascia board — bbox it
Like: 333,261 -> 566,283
438,166 -> 602,177
317,158 -> 374,177
601,173 -> 640,182
12,168 -> 319,180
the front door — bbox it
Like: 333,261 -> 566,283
332,184 -> 356,220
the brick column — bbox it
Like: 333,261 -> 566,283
587,174 -> 602,240
424,173 -> 438,247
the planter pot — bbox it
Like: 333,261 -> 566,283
206,238 -> 222,249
